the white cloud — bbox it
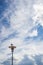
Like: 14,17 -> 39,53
9,0 -> 38,38
33,4 -> 43,26
28,29 -> 38,37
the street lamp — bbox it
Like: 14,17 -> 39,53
9,44 -> 16,65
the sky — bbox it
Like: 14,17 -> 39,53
0,0 -> 43,65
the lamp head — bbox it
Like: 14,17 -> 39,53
9,44 -> 16,52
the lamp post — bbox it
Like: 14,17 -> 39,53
9,44 -> 16,65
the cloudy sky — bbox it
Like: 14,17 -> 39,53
0,0 -> 43,65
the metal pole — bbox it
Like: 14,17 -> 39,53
12,50 -> 13,65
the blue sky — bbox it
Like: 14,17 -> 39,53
0,0 -> 43,65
